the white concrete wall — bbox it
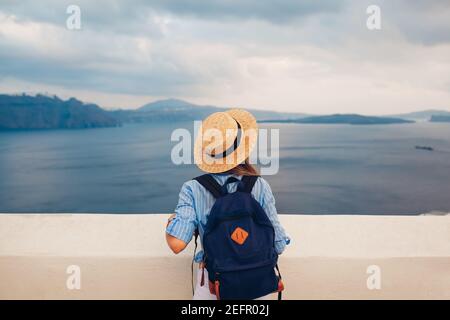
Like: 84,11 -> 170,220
0,214 -> 449,299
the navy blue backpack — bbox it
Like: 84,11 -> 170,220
193,174 -> 284,300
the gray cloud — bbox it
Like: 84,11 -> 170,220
0,0 -> 344,25
0,29 -> 202,96
383,0 -> 450,45
0,0 -> 450,113
147,0 -> 344,23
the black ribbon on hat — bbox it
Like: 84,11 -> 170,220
208,120 -> 242,159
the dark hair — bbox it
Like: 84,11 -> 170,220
226,158 -> 259,176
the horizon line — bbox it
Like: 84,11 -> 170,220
2,91 -> 450,116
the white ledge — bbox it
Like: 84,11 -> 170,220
0,214 -> 449,299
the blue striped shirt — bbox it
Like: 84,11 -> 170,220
166,174 -> 290,262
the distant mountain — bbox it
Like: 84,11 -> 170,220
139,98 -> 207,112
111,98 -> 309,123
430,115 -> 450,122
388,109 -> 450,121
0,94 -> 120,129
261,114 -> 414,125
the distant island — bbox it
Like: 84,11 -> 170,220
0,94 -> 120,129
389,110 -> 450,121
260,114 -> 414,125
430,115 -> 450,122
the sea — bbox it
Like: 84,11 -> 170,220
1,122 -> 450,215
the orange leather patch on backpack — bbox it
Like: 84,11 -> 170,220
231,227 -> 249,245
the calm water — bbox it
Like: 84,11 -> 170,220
1,122 -> 450,215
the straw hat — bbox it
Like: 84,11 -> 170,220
194,109 -> 258,173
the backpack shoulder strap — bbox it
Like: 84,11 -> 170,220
241,175 -> 259,193
193,174 -> 223,198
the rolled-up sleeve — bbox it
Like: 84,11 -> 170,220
259,178 -> 291,254
165,182 -> 197,244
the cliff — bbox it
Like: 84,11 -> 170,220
0,94 -> 121,129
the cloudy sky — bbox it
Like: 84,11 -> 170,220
0,0 -> 450,114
